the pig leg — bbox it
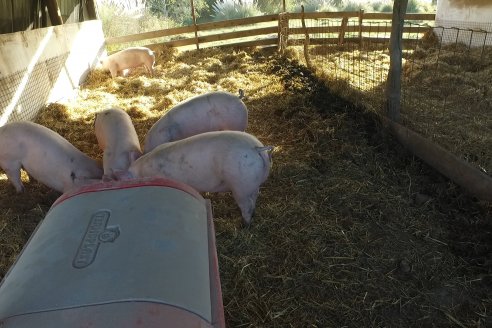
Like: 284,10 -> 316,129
145,62 -> 154,76
231,187 -> 259,227
109,64 -> 118,78
2,162 -> 24,193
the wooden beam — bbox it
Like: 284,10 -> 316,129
198,26 -> 278,43
301,5 -> 312,68
85,0 -> 98,20
46,0 -> 63,25
190,0 -> 199,49
40,0 -> 48,28
288,25 -> 428,36
382,116 -> 492,203
105,10 -> 435,49
105,26 -> 196,44
363,12 -> 435,20
197,14 -> 278,32
385,0 -> 407,122
278,12 -> 289,53
358,9 -> 364,46
338,17 -> 348,45
288,11 -> 360,19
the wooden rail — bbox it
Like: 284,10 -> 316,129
105,12 -> 435,50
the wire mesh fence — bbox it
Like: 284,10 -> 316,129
0,54 -> 69,126
286,18 -> 492,176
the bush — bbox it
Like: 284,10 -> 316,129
97,0 -> 176,50
212,0 -> 263,21
340,0 -> 373,12
406,0 -> 434,13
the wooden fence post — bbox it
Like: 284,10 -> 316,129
358,9 -> 364,46
85,0 -> 98,20
190,0 -> 199,50
40,0 -> 49,27
338,16 -> 348,46
301,5 -> 312,68
385,0 -> 407,122
282,0 -> 286,12
278,12 -> 289,54
46,0 -> 63,25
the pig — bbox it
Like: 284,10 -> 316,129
143,91 -> 248,153
129,131 -> 273,226
94,107 -> 142,181
100,46 -> 155,78
0,121 -> 103,193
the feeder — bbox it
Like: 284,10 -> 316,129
0,178 -> 225,328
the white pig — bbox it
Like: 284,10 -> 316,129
143,91 -> 248,153
94,107 -> 142,181
0,121 -> 103,193
130,131 -> 272,225
100,47 -> 155,78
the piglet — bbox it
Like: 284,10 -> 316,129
0,121 -> 103,193
100,46 -> 155,78
143,91 -> 248,153
94,107 -> 142,181
130,131 -> 272,226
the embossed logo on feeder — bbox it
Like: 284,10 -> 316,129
73,210 -> 120,269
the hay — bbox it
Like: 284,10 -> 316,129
0,47 -> 491,327
306,42 -> 492,177
400,45 -> 492,175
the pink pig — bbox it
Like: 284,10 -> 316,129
0,121 -> 103,193
143,91 -> 248,153
94,107 -> 142,181
130,131 -> 272,226
100,46 -> 155,78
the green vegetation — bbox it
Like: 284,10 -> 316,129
97,1 -> 176,38
97,0 -> 436,39
211,0 -> 263,21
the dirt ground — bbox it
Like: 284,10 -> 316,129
0,46 -> 491,327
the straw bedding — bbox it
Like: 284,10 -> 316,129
0,46 -> 490,327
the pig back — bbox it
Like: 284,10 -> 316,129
105,47 -> 154,68
94,108 -> 140,152
0,122 -> 101,191
132,131 -> 268,193
143,92 -> 248,152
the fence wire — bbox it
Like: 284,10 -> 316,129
286,18 -> 492,175
0,54 -> 68,125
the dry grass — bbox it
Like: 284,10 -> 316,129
401,44 -> 492,175
0,46 -> 491,327
306,42 -> 492,176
